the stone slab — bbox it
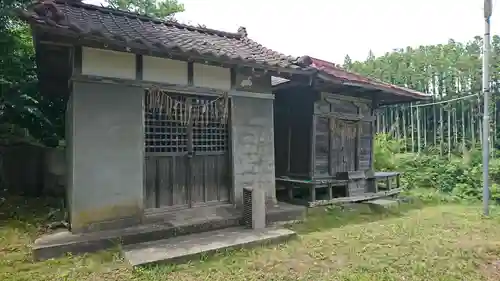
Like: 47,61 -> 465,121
306,188 -> 403,207
122,226 -> 296,267
363,198 -> 400,208
267,201 -> 306,224
33,214 -> 241,261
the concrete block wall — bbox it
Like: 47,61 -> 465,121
231,96 -> 276,205
67,81 -> 144,233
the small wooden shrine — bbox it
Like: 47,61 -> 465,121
272,58 -> 429,207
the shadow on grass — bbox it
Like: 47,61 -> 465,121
0,192 -> 432,278
289,197 -> 427,234
0,193 -> 63,237
137,197 -> 432,276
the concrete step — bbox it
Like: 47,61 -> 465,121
122,226 -> 296,267
33,214 -> 241,261
33,202 -> 305,261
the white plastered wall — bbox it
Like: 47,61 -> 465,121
80,48 -> 231,90
143,56 -> 188,85
81,47 -> 136,79
193,63 -> 231,90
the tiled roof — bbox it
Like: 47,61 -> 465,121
309,57 -> 430,100
17,0 -> 312,71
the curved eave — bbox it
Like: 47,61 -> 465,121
338,79 -> 432,101
315,72 -> 431,104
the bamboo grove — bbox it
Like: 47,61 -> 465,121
343,36 -> 500,157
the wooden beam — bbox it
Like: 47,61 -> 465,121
371,97 -> 378,170
320,92 -> 371,104
314,112 -> 375,122
379,99 -> 421,106
73,46 -> 82,76
307,188 -> 403,208
187,62 -> 193,86
71,74 -> 274,99
310,115 -> 316,178
355,117 -> 361,170
135,54 -> 143,81
272,80 -> 302,91
315,84 -> 380,101
39,40 -> 73,47
230,68 -> 236,88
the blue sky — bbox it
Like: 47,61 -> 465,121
85,0 -> 499,64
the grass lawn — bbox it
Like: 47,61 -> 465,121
1,196 -> 500,281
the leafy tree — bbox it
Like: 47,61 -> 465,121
0,0 -> 188,146
342,55 -> 352,69
105,0 -> 184,19
366,49 -> 375,61
346,36 -> 500,154
0,0 -> 58,145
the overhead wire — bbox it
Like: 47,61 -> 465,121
411,93 -> 480,108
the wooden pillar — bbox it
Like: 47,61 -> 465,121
439,105 -> 444,156
433,96 -> 438,147
371,99 -> 379,170
410,103 -> 415,152
447,107 -> 451,158
416,105 -> 421,153
461,100 -> 466,151
309,185 -> 316,202
471,100 -> 476,146
402,106 -> 407,152
327,183 -> 333,200
423,106 -> 427,148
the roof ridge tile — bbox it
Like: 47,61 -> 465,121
34,0 -> 244,39
17,0 -> 312,71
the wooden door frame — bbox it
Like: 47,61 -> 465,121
142,90 -> 233,212
312,114 -> 362,178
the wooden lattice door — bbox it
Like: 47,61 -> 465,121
144,93 -> 231,210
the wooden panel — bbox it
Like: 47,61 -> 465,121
314,116 -> 330,175
288,89 -> 314,175
330,123 -> 341,176
144,157 -> 157,208
330,100 -> 359,115
273,94 -> 290,176
274,86 -> 315,177
289,115 -> 311,174
144,154 -> 229,209
314,100 -> 331,114
144,156 -> 189,209
348,180 -> 367,196
358,103 -> 371,116
359,121 -> 373,170
191,154 -> 230,205
331,119 -> 357,175
344,121 -> 357,172
160,156 -> 188,207
234,69 -> 272,93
